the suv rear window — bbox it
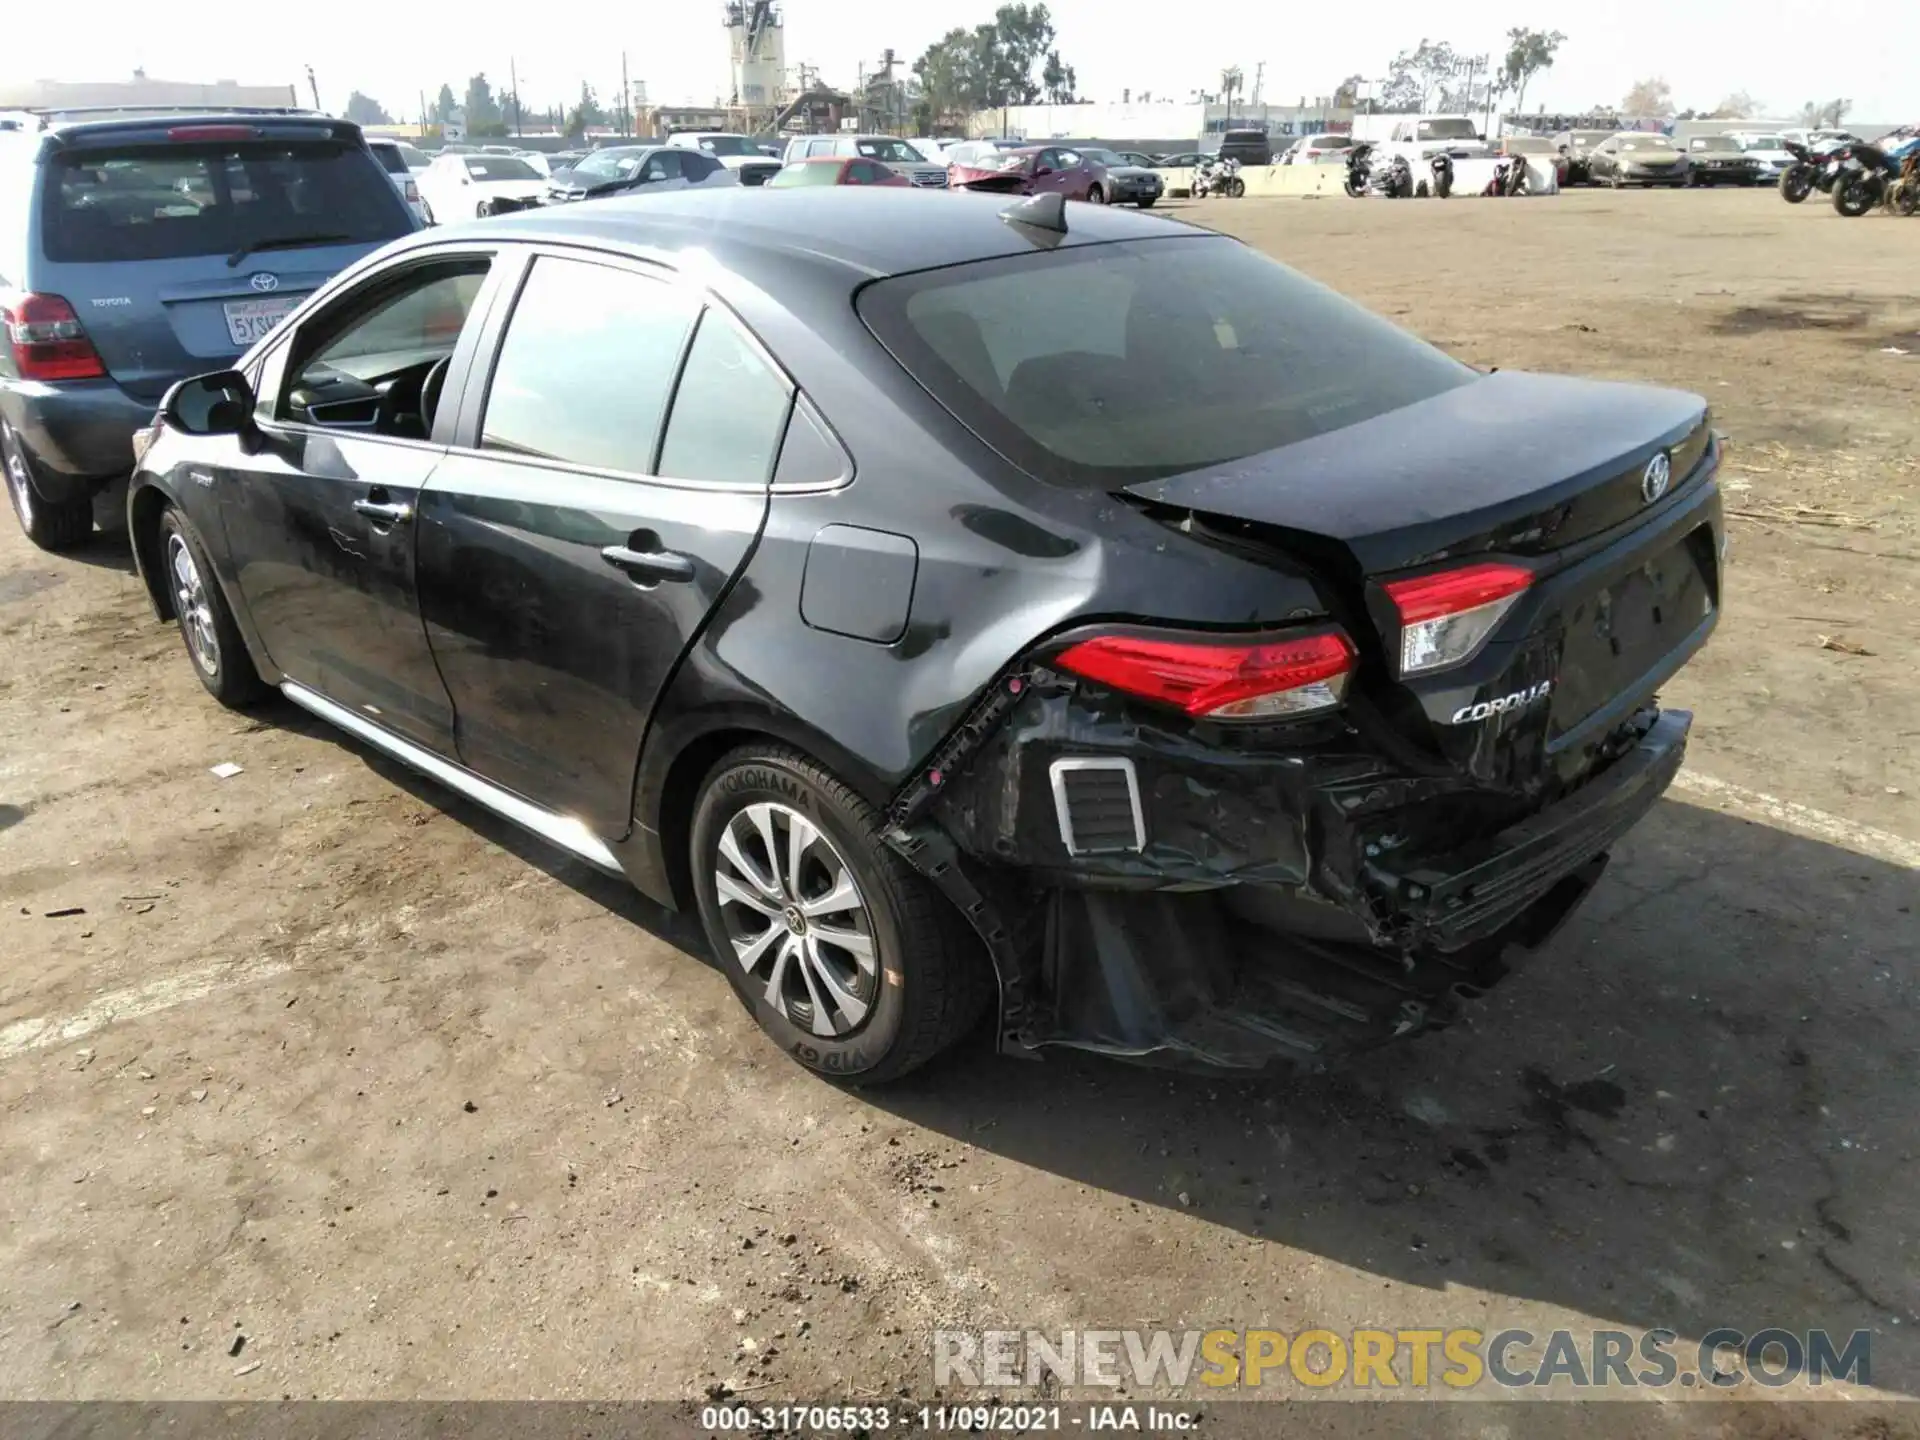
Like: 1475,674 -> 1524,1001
42,140 -> 410,264
859,236 -> 1472,487
369,145 -> 409,174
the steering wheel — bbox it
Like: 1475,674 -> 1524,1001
420,355 -> 454,434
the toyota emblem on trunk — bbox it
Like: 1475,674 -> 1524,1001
1641,452 -> 1672,503
249,272 -> 280,293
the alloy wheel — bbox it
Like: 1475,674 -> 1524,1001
167,532 -> 221,677
3,431 -> 34,531
714,801 -> 878,1039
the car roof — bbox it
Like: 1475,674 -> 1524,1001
424,186 -> 1198,283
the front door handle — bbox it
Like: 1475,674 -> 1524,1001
601,544 -> 694,583
353,499 -> 413,526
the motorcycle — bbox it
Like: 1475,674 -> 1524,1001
1369,153 -> 1414,198
1343,143 -> 1373,197
1192,155 -> 1245,199
1831,141 -> 1894,216
1891,151 -> 1920,216
1482,155 -> 1530,197
1426,152 -> 1455,198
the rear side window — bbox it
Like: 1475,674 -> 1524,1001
41,140 -> 409,263
657,311 -> 791,485
370,146 -> 409,174
859,236 -> 1472,488
481,256 -> 698,473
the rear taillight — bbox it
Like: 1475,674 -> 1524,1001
1384,561 -> 1533,676
1055,629 -> 1356,721
404,178 -> 422,203
1,291 -> 107,382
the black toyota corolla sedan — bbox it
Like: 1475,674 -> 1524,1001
127,188 -> 1724,1082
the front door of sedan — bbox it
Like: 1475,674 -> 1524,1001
220,254 -> 502,752
415,250 -> 789,836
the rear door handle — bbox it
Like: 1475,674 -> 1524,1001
352,499 -> 413,525
601,545 -> 695,583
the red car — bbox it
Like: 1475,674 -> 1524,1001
767,157 -> 911,189
947,144 -> 1112,203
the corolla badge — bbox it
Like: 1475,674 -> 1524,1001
249,272 -> 280,293
1449,680 -> 1553,725
1641,452 -> 1672,503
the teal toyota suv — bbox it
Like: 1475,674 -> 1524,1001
1,109 -> 415,549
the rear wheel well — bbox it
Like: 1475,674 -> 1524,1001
655,727 -> 774,910
128,484 -> 174,620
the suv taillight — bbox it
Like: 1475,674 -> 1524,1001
1055,629 -> 1356,721
1384,562 -> 1533,676
1,291 -> 107,382
404,178 -> 422,203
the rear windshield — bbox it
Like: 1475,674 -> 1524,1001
370,145 -> 409,174
465,156 -> 540,180
1418,119 -> 1479,140
770,162 -> 842,187
859,236 -> 1472,488
42,140 -> 409,263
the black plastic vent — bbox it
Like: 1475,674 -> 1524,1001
1049,758 -> 1145,856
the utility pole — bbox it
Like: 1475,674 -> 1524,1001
305,64 -> 320,112
510,57 -> 520,136
1252,60 -> 1265,110
418,89 -> 427,138
621,52 -> 630,137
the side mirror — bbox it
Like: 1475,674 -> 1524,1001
1033,164 -> 1054,177
163,371 -> 254,438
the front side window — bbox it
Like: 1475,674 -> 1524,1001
656,311 -> 791,485
860,235 -> 1472,488
481,257 -> 698,473
280,260 -> 490,434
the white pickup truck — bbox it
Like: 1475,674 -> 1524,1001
1352,113 -> 1559,195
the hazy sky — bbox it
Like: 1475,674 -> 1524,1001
7,1 -> 1913,125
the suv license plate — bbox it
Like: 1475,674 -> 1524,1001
223,296 -> 300,347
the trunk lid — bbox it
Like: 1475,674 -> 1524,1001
1123,370 -> 1721,794
1121,370 -> 1708,573
35,121 -> 412,400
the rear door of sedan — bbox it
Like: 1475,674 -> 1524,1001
414,247 -> 791,834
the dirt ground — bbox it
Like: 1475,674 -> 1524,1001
1,189 -> 1916,1428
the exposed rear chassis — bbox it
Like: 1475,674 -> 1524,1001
886,687 -> 1691,1071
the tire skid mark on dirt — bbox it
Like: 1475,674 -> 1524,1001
0,956 -> 293,1060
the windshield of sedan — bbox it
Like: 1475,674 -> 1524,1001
1078,148 -> 1127,166
855,139 -> 925,163
572,149 -> 646,179
1741,135 -> 1786,149
1619,137 -> 1676,151
1417,118 -> 1479,140
464,157 -> 540,181
860,236 -> 1473,488
694,135 -> 757,157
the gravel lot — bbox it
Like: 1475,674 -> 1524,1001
1,188 -> 1916,1428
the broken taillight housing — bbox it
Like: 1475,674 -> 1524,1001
1055,628 -> 1356,721
1,291 -> 107,382
1385,561 -> 1533,676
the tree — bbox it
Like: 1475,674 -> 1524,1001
1219,65 -> 1244,117
432,84 -> 458,124
464,73 -> 503,130
564,81 -> 605,139
1381,39 -> 1459,113
1799,98 -> 1851,128
1622,76 -> 1674,116
1332,73 -> 1364,109
1707,91 -> 1761,119
911,4 -> 1078,123
1042,50 -> 1077,105
1501,28 -> 1565,117
343,91 -> 393,126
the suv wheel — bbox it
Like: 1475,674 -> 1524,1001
690,745 -> 992,1084
159,507 -> 269,708
3,420 -> 92,551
